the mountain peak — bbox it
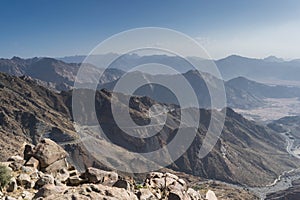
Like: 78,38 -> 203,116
263,56 -> 285,62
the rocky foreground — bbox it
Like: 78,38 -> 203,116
0,138 -> 206,200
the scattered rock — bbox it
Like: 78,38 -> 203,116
2,139 -> 206,200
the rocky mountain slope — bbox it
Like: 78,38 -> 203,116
0,72 -> 298,188
0,57 -> 124,91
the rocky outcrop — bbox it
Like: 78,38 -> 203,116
0,139 -> 204,200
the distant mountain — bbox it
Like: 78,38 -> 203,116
2,56 -> 300,110
226,76 -> 300,98
99,70 -> 300,109
60,53 -> 300,84
263,56 -> 285,63
0,57 -> 124,91
216,55 -> 300,82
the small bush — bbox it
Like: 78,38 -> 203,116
0,164 -> 11,191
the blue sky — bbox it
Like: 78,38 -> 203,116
1,0 -> 300,59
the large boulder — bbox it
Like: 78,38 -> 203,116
83,167 -> 118,186
33,139 -> 67,170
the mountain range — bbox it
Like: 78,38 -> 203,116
59,54 -> 300,84
2,56 -> 300,110
0,71 -> 298,187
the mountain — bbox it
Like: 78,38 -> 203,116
226,76 -> 300,98
263,56 -> 285,63
0,57 -> 124,91
60,54 -> 300,84
0,72 -> 298,187
216,55 -> 300,82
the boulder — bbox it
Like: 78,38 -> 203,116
25,157 -> 39,169
34,184 -> 67,199
35,174 -> 55,189
33,139 -> 67,169
113,179 -> 132,190
17,173 -> 34,189
67,175 -> 84,186
43,158 -> 68,173
83,167 -> 118,185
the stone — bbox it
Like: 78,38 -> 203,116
55,168 -> 69,183
67,175 -> 84,186
21,166 -> 36,174
136,188 -> 156,200
25,157 -> 39,169
6,177 -> 17,192
35,174 -> 55,189
205,190 -> 217,200
17,173 -> 34,189
42,158 -> 68,173
187,188 -> 202,200
83,167 -> 118,185
21,191 -> 34,199
34,184 -> 67,199
9,160 -> 24,171
7,155 -> 23,162
113,179 -> 132,190
168,191 -> 182,200
33,138 -> 67,169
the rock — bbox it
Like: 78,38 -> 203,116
21,191 -> 34,199
17,173 -> 34,189
67,175 -> 84,186
21,166 -> 36,174
43,158 -> 68,173
25,157 -> 39,169
35,174 -> 55,189
168,191 -> 182,200
187,188 -> 202,200
83,167 -> 118,185
55,168 -> 69,183
206,190 -> 217,200
34,184 -> 67,199
7,155 -> 23,162
113,179 -> 132,190
9,160 -> 24,171
136,188 -> 156,200
6,177 -> 17,192
33,138 -> 67,169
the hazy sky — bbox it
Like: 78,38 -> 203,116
1,0 -> 300,59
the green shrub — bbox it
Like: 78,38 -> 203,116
0,164 -> 11,191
